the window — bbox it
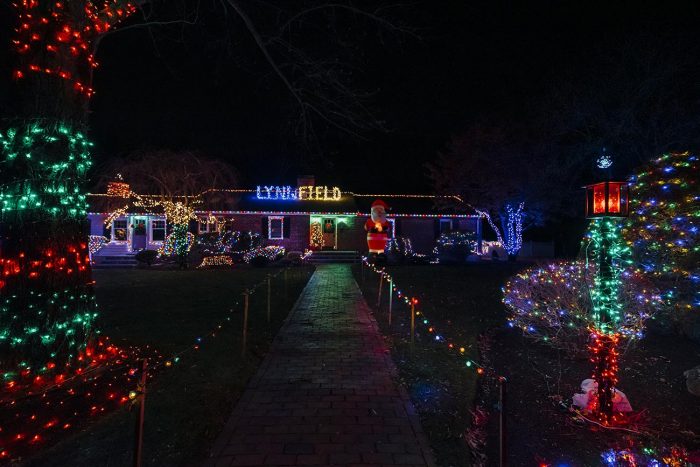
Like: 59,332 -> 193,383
268,216 -> 284,239
198,218 -> 210,234
322,218 -> 335,233
113,220 -> 128,241
151,219 -> 166,242
439,219 -> 453,233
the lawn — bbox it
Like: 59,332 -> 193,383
24,265 -> 314,467
354,262 -> 700,466
353,261 -> 525,467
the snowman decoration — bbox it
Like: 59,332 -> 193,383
365,199 -> 391,256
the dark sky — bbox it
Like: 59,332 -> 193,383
2,1 -> 700,192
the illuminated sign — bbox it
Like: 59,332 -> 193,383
256,185 -> 342,201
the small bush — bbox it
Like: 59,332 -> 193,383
285,251 -> 304,266
433,231 -> 477,264
135,249 -> 159,266
250,255 -> 270,267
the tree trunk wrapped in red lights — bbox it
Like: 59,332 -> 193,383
1,1 -> 137,459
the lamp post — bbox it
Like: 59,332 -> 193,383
582,153 -> 630,423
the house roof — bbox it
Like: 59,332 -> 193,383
87,190 -> 479,217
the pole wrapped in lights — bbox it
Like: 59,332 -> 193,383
581,153 -> 634,424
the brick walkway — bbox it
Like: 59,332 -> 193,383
206,264 -> 434,467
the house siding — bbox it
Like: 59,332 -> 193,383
87,210 -> 481,256
230,214 -> 310,253
397,218 -> 438,254
337,218 -> 370,252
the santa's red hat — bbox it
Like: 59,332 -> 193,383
371,199 -> 389,209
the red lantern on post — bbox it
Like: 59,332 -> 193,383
584,181 -> 629,218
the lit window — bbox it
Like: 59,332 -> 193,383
113,220 -> 128,241
269,216 -> 284,239
198,218 -> 209,233
151,219 -> 166,242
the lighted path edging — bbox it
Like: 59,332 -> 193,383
206,264 -> 435,467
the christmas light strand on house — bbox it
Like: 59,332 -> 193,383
256,185 -> 342,201
361,258 -> 489,377
88,235 -> 108,255
12,0 -> 137,98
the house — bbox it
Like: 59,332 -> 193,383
86,177 -> 483,260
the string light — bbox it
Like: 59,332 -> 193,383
361,258 -> 488,375
600,445 -> 689,467
243,246 -> 285,263
584,219 -> 635,333
310,222 -> 323,249
197,255 -> 234,268
88,235 -> 108,255
622,152 -> 699,315
503,262 -> 660,352
255,185 -> 342,201
12,0 -> 137,98
158,228 -> 194,257
0,124 -> 92,217
475,202 -> 524,256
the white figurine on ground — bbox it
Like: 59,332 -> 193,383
572,378 -> 633,412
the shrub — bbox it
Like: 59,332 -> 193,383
432,231 -> 477,264
503,261 -> 663,355
135,249 -> 159,266
285,251 -> 304,266
250,255 -> 270,267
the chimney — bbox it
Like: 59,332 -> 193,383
297,175 -> 315,187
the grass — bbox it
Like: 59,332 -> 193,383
352,261 -> 525,467
24,265 -> 314,467
355,262 -> 700,466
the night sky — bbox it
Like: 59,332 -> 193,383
2,1 -> 700,192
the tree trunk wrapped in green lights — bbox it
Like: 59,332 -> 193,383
0,123 -> 100,386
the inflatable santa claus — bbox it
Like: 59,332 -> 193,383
365,199 -> 391,254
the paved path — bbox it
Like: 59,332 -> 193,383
207,264 -> 434,467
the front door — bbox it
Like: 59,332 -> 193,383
131,217 -> 147,251
322,217 -> 336,250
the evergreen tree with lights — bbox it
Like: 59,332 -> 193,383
622,152 -> 700,339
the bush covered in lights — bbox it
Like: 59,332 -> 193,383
385,236 -> 414,264
622,152 -> 700,339
195,231 -> 263,256
432,231 -> 477,264
504,261 -> 663,354
244,246 -> 286,265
